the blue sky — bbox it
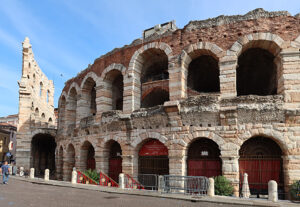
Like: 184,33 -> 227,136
0,0 -> 299,117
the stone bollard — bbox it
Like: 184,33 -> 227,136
44,169 -> 49,181
158,175 -> 164,193
71,170 -> 77,184
242,173 -> 251,198
9,165 -> 12,175
19,167 -> 24,177
30,168 -> 35,179
119,173 -> 125,189
207,178 -> 215,197
268,180 -> 278,202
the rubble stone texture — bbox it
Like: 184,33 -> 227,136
16,9 -> 300,196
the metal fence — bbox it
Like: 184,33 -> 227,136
162,175 -> 209,195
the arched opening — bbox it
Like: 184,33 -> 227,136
187,138 -> 221,177
41,113 -> 45,121
59,96 -> 66,129
237,48 -> 277,96
48,118 -> 52,123
141,88 -> 169,108
81,78 -> 97,117
30,134 -> 56,177
47,90 -> 50,103
39,82 -> 43,97
35,108 -> 39,117
79,141 -> 95,171
57,146 -> 63,180
140,48 -> 169,108
67,87 -> 77,127
108,141 -> 122,182
187,54 -> 220,96
64,144 -> 75,181
239,136 -> 284,198
139,139 -> 169,175
104,70 -> 123,111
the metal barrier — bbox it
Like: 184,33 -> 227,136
125,174 -> 158,190
162,175 -> 209,195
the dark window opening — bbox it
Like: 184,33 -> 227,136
112,73 -> 123,110
141,49 -> 168,83
237,48 -> 277,96
141,88 -> 169,108
91,84 -> 96,115
109,141 -> 122,182
188,55 -> 220,93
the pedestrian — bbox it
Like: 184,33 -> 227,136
0,161 -> 10,184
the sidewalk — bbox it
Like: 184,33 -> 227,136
11,176 -> 299,207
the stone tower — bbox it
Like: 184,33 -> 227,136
16,37 -> 56,170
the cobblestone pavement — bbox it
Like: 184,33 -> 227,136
0,179 -> 254,207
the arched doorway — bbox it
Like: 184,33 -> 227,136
141,88 -> 169,108
138,139 -> 169,175
108,141 -> 122,182
187,138 -> 221,177
239,136 -> 284,197
64,144 -> 75,181
80,141 -> 95,171
31,134 -> 56,177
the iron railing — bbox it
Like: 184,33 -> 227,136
124,174 -> 145,190
162,175 -> 209,195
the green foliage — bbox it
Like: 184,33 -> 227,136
214,176 -> 234,196
83,169 -> 99,183
289,180 -> 300,201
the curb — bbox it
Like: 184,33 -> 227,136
11,176 -> 298,207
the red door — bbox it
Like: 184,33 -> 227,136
109,158 -> 122,182
239,159 -> 281,192
188,159 -> 221,177
87,158 -> 95,170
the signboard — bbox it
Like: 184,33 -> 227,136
139,140 -> 168,156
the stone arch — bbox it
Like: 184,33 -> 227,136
102,139 -> 123,181
237,130 -> 288,155
30,132 -> 56,177
125,42 -> 173,111
229,33 -> 285,57
230,33 -> 285,96
80,75 -> 97,118
100,63 -> 127,79
58,94 -> 67,130
131,131 -> 168,148
80,72 -> 100,89
67,82 -> 80,96
180,42 -> 223,97
66,86 -> 78,129
99,64 -> 126,111
186,137 -> 222,177
79,140 -> 96,171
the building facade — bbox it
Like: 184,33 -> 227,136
14,9 -> 300,196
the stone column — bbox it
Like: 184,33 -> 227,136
282,155 -> 300,194
221,156 -> 239,197
219,55 -> 237,98
71,170 -> 77,184
119,173 -> 125,189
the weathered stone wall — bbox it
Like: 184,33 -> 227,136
16,37 -> 56,169
56,9 -> 300,196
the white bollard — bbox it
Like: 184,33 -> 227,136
19,167 -> 24,177
119,173 -> 125,189
71,170 -> 77,184
44,169 -> 49,181
242,173 -> 251,198
9,165 -> 12,175
268,180 -> 278,202
207,178 -> 215,197
30,168 -> 35,179
158,175 -> 164,193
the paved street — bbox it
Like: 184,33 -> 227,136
0,178 -> 253,207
